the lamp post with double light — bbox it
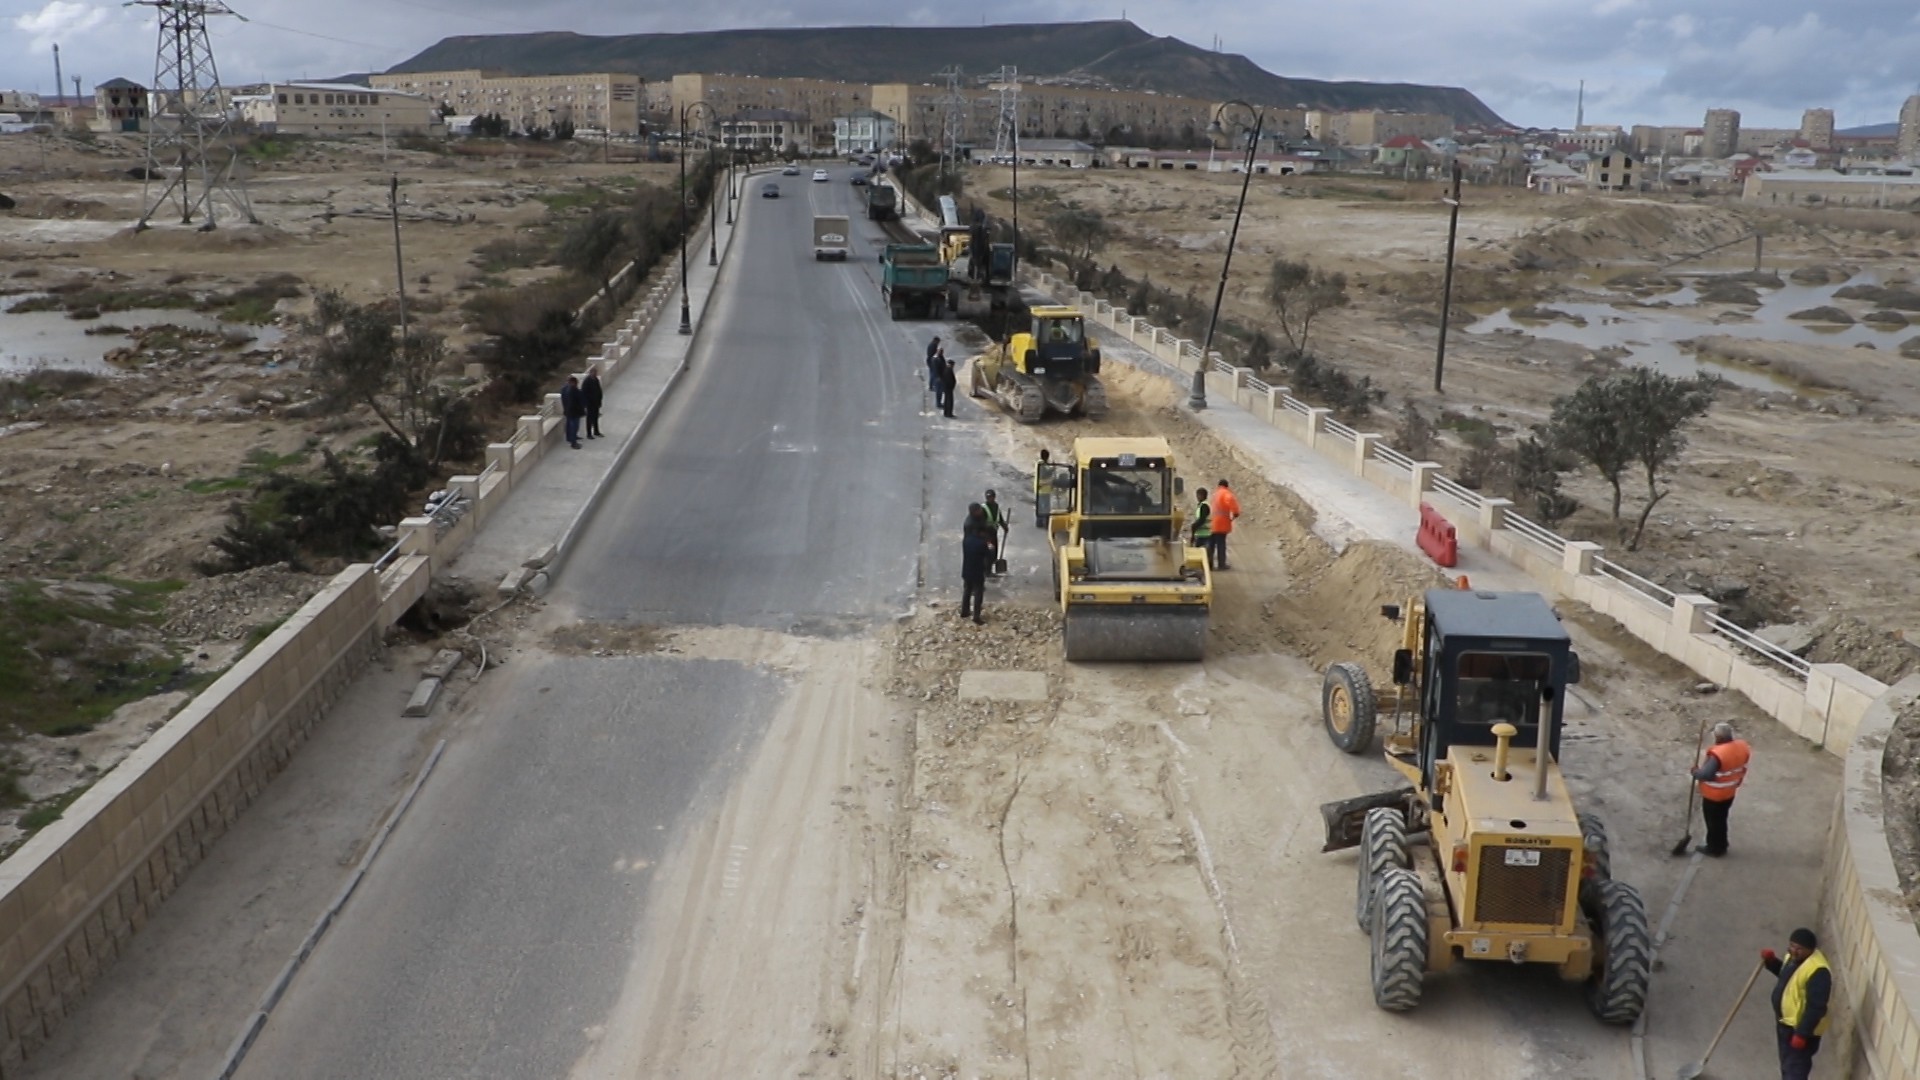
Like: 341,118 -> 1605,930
1188,99 -> 1265,411
677,99 -> 715,334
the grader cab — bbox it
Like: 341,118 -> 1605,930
1318,588 -> 1650,1024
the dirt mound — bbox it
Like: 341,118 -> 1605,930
1806,614 -> 1920,684
1789,305 -> 1854,324
1789,264 -> 1851,285
161,564 -> 325,642
1264,542 -> 1447,674
1880,697 -> 1920,919
1510,203 -> 1764,271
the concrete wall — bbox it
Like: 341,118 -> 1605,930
0,241 -> 696,1076
1022,266 -> 1920,1075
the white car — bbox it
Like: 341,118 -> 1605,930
812,168 -> 829,182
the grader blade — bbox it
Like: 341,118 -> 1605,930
1320,787 -> 1419,852
1062,605 -> 1207,662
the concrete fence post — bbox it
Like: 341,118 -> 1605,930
485,443 -> 515,478
396,516 -> 436,557
1671,594 -> 1719,635
1264,385 -> 1288,423
1478,497 -> 1513,535
1408,461 -> 1442,510
1562,540 -> 1602,576
1304,407 -> 1333,449
515,415 -> 544,448
1352,433 -> 1381,475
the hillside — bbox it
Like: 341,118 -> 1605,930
1839,121 -> 1898,138
388,20 -> 1507,127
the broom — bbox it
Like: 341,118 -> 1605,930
1670,714 -> 1712,856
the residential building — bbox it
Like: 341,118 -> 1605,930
1703,108 -> 1740,158
0,91 -> 39,113
1586,149 -> 1638,192
1745,168 -> 1920,208
1800,108 -> 1835,149
834,109 -> 897,155
1375,134 -> 1434,175
1307,109 -> 1451,147
1901,95 -> 1920,157
673,74 -> 869,149
1630,124 -> 1691,157
1735,126 -> 1798,154
1528,161 -> 1585,194
1780,146 -> 1820,169
370,70 -> 643,135
90,78 -> 150,133
994,137 -> 1099,168
870,80 -> 1217,150
717,108 -> 806,152
1568,124 -> 1623,154
236,83 -> 442,137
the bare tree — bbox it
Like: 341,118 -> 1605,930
1045,206 -> 1110,262
1265,257 -> 1349,356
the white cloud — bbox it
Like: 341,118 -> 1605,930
1593,0 -> 1641,16
12,0 -> 110,54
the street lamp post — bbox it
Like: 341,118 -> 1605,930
708,144 -> 719,266
677,100 -> 714,334
1189,100 -> 1265,412
1433,160 -> 1463,392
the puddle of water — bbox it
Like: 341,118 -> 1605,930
0,299 -> 285,375
1467,274 -> 1911,393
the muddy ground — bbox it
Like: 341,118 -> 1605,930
0,131 -> 681,848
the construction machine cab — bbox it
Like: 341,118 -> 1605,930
1024,308 -> 1098,377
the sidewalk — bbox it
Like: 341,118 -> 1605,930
449,185 -> 752,592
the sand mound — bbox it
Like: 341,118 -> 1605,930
1511,202 -> 1766,271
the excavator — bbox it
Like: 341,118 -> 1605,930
1034,437 -> 1210,661
969,306 -> 1109,423
937,196 -> 1014,317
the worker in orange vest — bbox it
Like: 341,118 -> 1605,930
1207,478 -> 1241,571
1691,722 -> 1750,857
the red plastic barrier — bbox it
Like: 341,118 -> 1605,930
1417,502 -> 1459,568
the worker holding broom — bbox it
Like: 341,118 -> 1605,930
1691,722 -> 1750,857
1763,928 -> 1830,1080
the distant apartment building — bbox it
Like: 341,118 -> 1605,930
1901,95 -> 1920,157
1745,168 -> 1920,208
91,78 -> 150,133
1630,124 -> 1692,157
717,108 -> 806,151
370,70 -> 642,135
1735,127 -> 1798,154
672,74 -> 869,149
1800,108 -> 1835,149
1703,108 -> 1740,158
834,109 -> 897,154
869,80 -> 1218,150
1307,109 -> 1452,147
1586,149 -> 1638,192
1567,125 -> 1623,154
236,83 -> 442,137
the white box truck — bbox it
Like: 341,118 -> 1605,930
813,214 -> 851,261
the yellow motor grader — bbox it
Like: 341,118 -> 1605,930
1319,588 -> 1650,1023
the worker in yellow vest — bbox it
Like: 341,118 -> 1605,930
1691,722 -> 1750,856
1761,927 -> 1830,1080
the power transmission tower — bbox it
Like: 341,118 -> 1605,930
987,66 -> 1020,157
932,65 -> 967,174
133,0 -> 257,230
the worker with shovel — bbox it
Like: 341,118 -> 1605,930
1764,928 -> 1831,1080
982,490 -> 1008,576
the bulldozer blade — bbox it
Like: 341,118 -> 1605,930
1062,605 -> 1207,663
1320,787 -> 1419,852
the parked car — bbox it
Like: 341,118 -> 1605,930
812,168 -> 829,182
850,174 -> 868,186
761,183 -> 780,198
782,164 -> 800,176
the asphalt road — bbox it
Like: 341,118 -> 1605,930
237,166 -> 981,1079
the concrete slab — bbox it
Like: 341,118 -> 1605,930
422,650 -> 463,681
957,670 -> 1048,703
400,678 -> 442,718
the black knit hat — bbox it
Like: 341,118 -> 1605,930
1790,927 -> 1818,949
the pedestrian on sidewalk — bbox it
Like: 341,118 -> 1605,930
982,489 -> 1008,575
582,365 -> 604,439
560,375 -> 586,449
1691,721 -> 1750,857
937,356 -> 958,418
1189,486 -> 1212,550
1208,478 -> 1241,570
960,502 -> 991,624
1761,928 -> 1830,1080
925,335 -> 943,391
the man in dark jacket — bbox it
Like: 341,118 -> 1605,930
925,335 -> 943,391
582,365 -> 604,439
1762,927 -> 1831,1080
560,375 -> 586,449
937,357 -> 959,418
960,502 -> 991,624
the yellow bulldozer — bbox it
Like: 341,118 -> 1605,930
1033,437 -> 1209,661
1318,588 -> 1649,1023
970,306 -> 1109,423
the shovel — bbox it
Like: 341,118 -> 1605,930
1677,958 -> 1765,1079
993,525 -> 1008,576
1671,714 -> 1712,857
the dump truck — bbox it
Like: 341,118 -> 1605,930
880,243 -> 947,320
1034,437 -> 1210,661
863,183 -> 898,222
1319,588 -> 1650,1023
936,196 -> 1015,316
969,306 -> 1107,422
812,214 -> 850,261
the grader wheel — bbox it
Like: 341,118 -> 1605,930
1355,807 -> 1410,930
1581,878 -> 1651,1024
1322,662 -> 1378,755
1369,867 -> 1428,1013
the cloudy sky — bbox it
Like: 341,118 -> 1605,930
4,0 -> 1918,130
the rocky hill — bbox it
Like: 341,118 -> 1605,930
388,20 -> 1507,127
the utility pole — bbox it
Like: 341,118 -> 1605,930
389,175 -> 408,344
1433,160 -> 1462,393
133,0 -> 256,229
52,44 -> 64,108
